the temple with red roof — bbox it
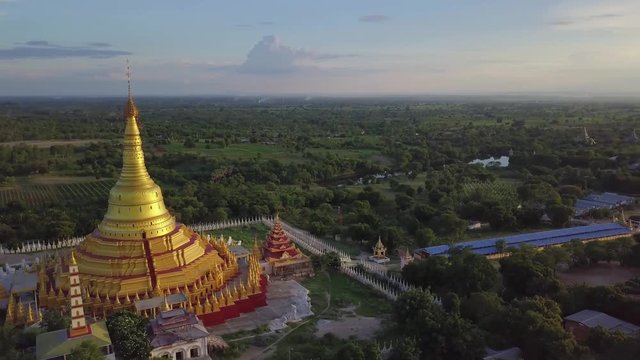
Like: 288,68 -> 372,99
262,216 -> 314,278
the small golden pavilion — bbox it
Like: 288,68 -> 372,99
5,85 -> 268,327
262,216 -> 313,278
369,237 -> 390,264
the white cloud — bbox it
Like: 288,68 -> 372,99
237,35 -> 357,75
549,0 -> 640,31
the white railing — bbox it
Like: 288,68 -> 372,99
0,216 -> 271,255
263,218 -> 351,263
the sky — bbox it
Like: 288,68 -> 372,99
1,0 -> 639,96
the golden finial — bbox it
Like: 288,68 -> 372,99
69,250 -> 77,266
162,294 -> 171,311
124,59 -> 139,119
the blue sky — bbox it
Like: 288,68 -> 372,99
1,0 -> 639,96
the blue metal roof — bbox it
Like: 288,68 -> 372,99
575,192 -> 635,216
416,223 -> 632,257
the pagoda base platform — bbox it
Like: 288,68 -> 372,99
369,256 -> 390,264
198,275 -> 268,326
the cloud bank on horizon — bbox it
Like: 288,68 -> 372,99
0,0 -> 639,96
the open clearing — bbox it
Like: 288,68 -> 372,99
315,315 -> 382,340
557,262 -> 640,287
0,177 -> 115,206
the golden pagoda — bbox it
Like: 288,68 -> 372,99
262,215 -> 313,278
30,76 -> 269,327
33,79 -> 268,326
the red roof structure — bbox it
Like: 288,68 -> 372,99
262,217 -> 303,261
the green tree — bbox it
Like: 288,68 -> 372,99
401,256 -> 449,292
500,247 -> 560,298
391,337 -> 420,360
41,309 -> 70,332
443,292 -> 461,314
106,311 -> 151,360
585,241 -> 607,264
504,296 -> 576,360
0,223 -> 17,248
546,203 -> 574,227
393,289 -> 485,359
415,228 -> 436,248
322,252 -> 341,269
211,207 -> 228,221
361,341 -> 382,360
68,340 -> 104,360
336,341 -> 365,360
460,291 -> 505,335
0,326 -> 21,360
448,250 -> 498,296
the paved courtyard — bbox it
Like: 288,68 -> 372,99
208,279 -> 312,336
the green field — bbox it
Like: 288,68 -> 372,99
461,179 -> 520,203
302,270 -> 392,317
0,178 -> 116,207
344,172 -> 428,199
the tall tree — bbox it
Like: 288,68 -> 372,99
393,289 -> 485,359
106,311 -> 151,360
504,296 -> 577,360
68,340 -> 104,360
41,309 -> 70,332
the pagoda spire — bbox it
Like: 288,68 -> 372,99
96,63 -> 176,240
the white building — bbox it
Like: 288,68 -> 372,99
149,308 -> 210,360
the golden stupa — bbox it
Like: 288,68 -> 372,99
72,87 -> 233,298
27,80 -> 266,327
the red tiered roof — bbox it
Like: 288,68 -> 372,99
263,218 -> 302,261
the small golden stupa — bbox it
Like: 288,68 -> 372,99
369,237 -> 390,264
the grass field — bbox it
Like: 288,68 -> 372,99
461,179 -> 520,203
302,270 -> 392,317
0,176 -> 115,206
344,172 -> 428,199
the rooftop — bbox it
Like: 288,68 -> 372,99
36,321 -> 111,360
150,308 -> 209,347
134,293 -> 187,312
416,223 -> 632,257
565,309 -> 640,335
484,347 -> 522,360
575,192 -> 635,216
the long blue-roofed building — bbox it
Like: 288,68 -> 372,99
575,192 -> 636,217
415,223 -> 633,259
